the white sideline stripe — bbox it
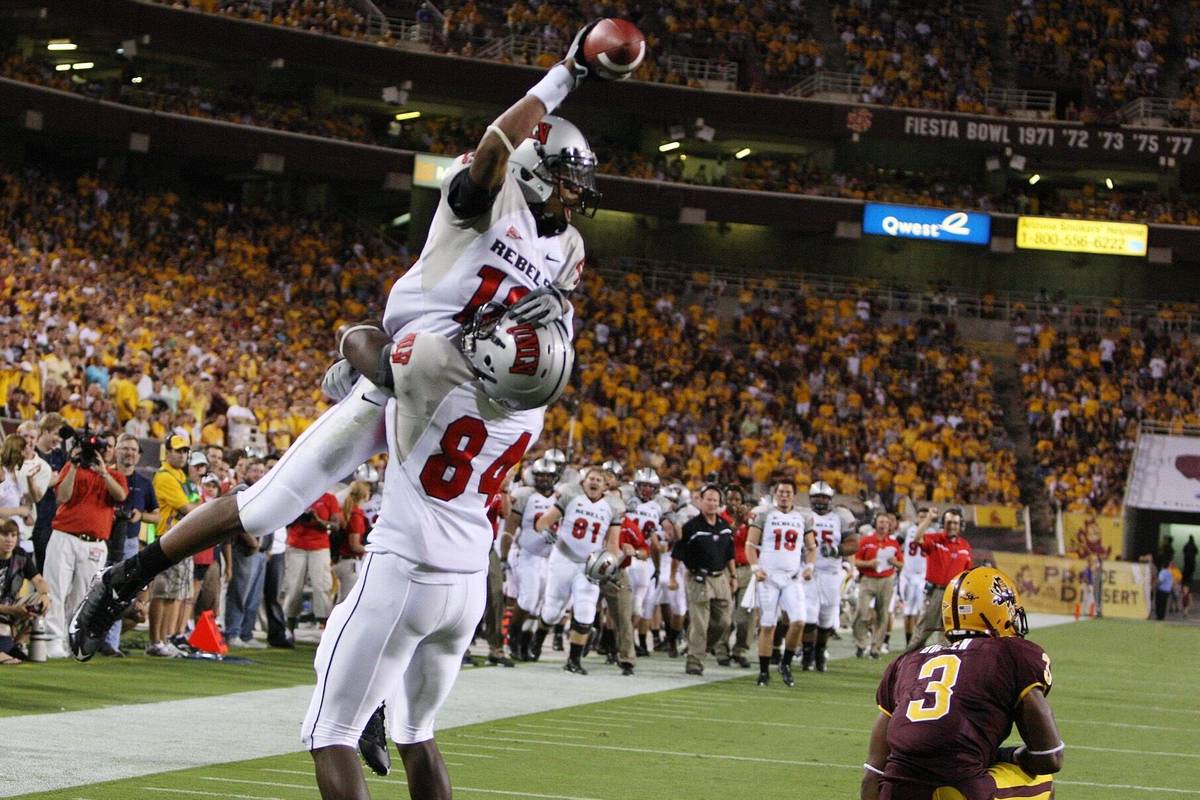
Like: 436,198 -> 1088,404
506,725 -> 596,738
147,789 -> 292,800
438,751 -> 496,758
591,707 -> 864,733
249,773 -> 608,800
200,777 -> 313,790
555,717 -> 634,728
1058,718 -> 1196,732
1073,745 -> 1200,760
437,742 -> 531,752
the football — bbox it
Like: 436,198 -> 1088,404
582,18 -> 646,78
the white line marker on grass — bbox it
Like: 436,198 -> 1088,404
146,788 -> 292,800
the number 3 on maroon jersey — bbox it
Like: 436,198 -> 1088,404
419,416 -> 531,505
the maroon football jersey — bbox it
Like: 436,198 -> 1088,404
875,636 -> 1052,796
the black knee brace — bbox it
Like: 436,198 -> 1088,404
569,619 -> 592,636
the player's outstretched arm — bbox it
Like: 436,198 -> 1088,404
860,712 -> 891,800
1003,688 -> 1065,774
338,324 -> 391,388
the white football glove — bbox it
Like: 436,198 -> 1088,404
564,20 -> 632,83
509,284 -> 569,325
541,529 -> 559,546
321,359 -> 359,402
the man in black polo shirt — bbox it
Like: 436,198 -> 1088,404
670,485 -> 737,676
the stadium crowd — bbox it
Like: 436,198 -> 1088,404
1018,317 -> 1200,513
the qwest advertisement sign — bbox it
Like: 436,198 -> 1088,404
862,203 -> 991,245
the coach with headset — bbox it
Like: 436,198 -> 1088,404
906,507 -> 973,651
670,484 -> 737,676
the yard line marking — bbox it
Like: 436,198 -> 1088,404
261,771 -> 600,800
146,788 -> 292,800
436,742 -> 530,752
1058,718 -> 1196,732
1057,780 -> 1200,796
552,718 -> 634,728
1072,745 -> 1200,760
503,725 -> 595,739
200,777 -> 316,790
438,751 -> 496,759
1053,698 -> 1199,715
590,707 -> 865,733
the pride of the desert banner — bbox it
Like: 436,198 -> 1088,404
991,552 -> 1151,620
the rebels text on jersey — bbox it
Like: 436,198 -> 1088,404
753,508 -> 812,575
555,484 -> 625,562
368,332 -> 543,573
513,486 -> 557,559
810,510 -> 844,574
876,636 -> 1053,792
382,154 -> 584,341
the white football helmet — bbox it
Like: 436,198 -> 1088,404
531,457 -> 559,493
509,115 -> 600,230
545,448 -> 567,467
666,482 -> 691,509
585,550 -> 622,585
601,459 -> 624,478
809,480 -> 834,514
354,463 -> 380,485
633,467 -> 660,502
461,305 -> 574,411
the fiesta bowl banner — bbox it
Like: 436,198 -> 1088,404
1016,216 -> 1148,257
991,552 -> 1151,620
863,203 -> 991,245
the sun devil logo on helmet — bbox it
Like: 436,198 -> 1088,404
507,324 -> 540,376
990,576 -> 1017,609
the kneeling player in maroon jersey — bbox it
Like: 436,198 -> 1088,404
862,567 -> 1065,800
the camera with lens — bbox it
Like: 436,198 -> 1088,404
60,424 -> 104,468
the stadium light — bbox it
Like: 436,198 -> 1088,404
47,40 -> 77,51
734,147 -> 751,159
71,62 -> 95,70
678,154 -> 687,161
1028,174 -> 1041,185
394,111 -> 420,121
54,64 -> 70,72
131,76 -> 143,84
1105,177 -> 1115,190
659,141 -> 681,152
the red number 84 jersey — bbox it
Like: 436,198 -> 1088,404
369,332 -> 543,573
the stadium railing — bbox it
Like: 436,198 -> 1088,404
661,55 -> 738,91
786,71 -> 859,101
1119,97 -> 1179,129
787,73 -> 1057,120
364,15 -> 435,49
983,88 -> 1057,120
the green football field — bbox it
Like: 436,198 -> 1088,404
8,619 -> 1199,800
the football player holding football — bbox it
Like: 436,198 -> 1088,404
69,20 -> 622,653
861,567 -> 1064,800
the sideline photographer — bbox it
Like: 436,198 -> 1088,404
43,428 -> 127,658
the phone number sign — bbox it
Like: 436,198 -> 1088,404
1016,217 -> 1148,257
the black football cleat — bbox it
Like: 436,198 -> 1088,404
756,672 -> 770,686
619,662 -> 635,676
733,655 -> 751,668
488,653 -> 516,668
779,663 -> 795,687
563,659 -> 588,675
358,703 -> 391,776
69,566 -> 135,662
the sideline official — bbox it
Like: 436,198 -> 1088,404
671,485 -> 736,676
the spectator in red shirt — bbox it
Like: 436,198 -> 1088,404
907,508 -> 973,652
283,492 -> 340,630
852,512 -> 903,659
333,481 -> 371,605
44,432 -> 126,658
717,485 -> 753,668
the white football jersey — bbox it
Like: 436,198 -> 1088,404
810,510 -> 844,575
512,485 -> 557,559
752,507 -> 811,574
368,333 -> 544,573
382,154 -> 584,341
627,496 -> 668,539
900,523 -> 928,580
554,483 -> 625,562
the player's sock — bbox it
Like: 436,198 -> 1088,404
759,655 -> 770,673
638,632 -> 648,652
883,633 -> 891,646
781,648 -> 795,667
770,646 -> 781,665
112,540 -> 176,599
905,632 -> 912,645
651,629 -> 662,647
801,642 -> 814,668
569,642 -> 583,664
